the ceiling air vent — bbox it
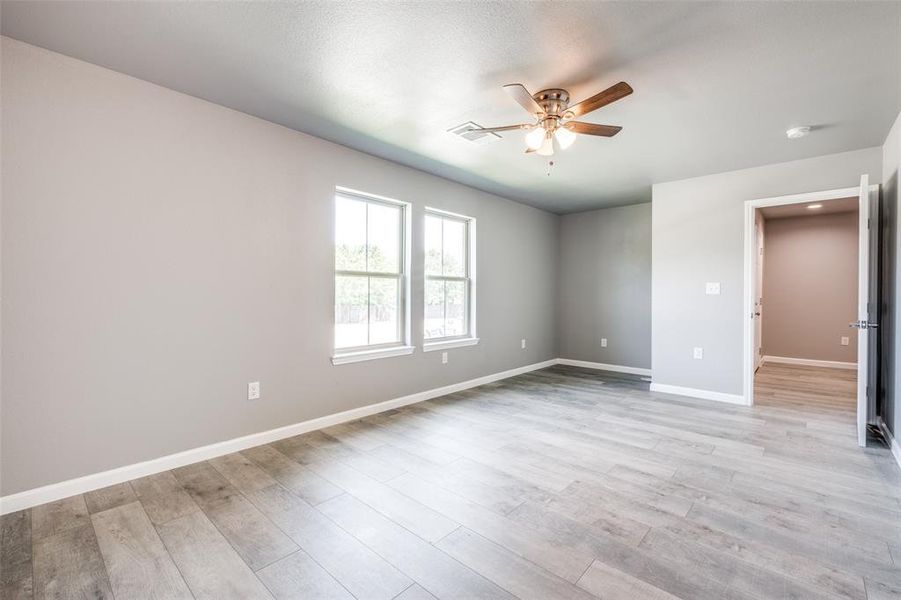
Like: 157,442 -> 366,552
448,121 -> 502,145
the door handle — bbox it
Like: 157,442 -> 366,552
850,320 -> 879,329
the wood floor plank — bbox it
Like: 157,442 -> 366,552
156,510 -> 272,599
652,510 -> 866,599
687,503 -> 901,591
865,578 -> 901,600
84,483 -> 137,515
241,444 -> 343,505
201,494 -> 299,571
1,510 -> 33,599
130,471 -> 199,525
173,461 -> 298,570
369,443 -> 530,514
256,550 -> 353,600
436,527 -> 597,600
638,527 -> 850,600
31,496 -> 89,541
577,560 -> 680,600
279,431 -> 404,482
209,452 -> 278,494
318,493 -> 515,600
303,456 -> 459,542
32,524 -> 112,599
171,461 -> 240,508
393,584 -> 439,600
387,471 -> 594,583
90,501 -> 192,599
247,485 -> 411,600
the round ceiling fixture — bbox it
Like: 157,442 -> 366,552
786,126 -> 811,139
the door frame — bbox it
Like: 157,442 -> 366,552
742,185 -> 878,408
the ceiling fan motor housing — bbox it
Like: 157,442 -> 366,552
533,89 -> 570,118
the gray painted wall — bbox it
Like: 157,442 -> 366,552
652,147 -> 883,396
0,39 -> 559,495
761,212 -> 858,363
558,204 -> 651,369
884,110 -> 900,436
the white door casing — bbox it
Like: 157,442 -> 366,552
743,181 -> 879,430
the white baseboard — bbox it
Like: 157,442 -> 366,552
555,358 -> 651,377
649,382 -> 748,406
0,359 -> 556,514
761,355 -> 857,370
877,417 -> 901,471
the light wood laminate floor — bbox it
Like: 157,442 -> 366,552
2,364 -> 900,599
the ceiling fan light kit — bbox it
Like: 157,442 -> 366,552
525,127 -> 546,150
536,132 -> 554,156
555,126 -> 577,149
466,81 -> 633,157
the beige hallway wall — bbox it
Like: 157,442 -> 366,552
761,211 -> 858,363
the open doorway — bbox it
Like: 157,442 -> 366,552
753,197 -> 859,428
743,177 -> 880,447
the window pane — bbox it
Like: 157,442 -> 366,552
445,280 -> 467,337
335,196 -> 366,271
425,215 -> 442,276
367,202 -> 400,273
424,279 -> 445,339
369,277 -> 400,345
443,219 -> 466,277
335,275 -> 368,348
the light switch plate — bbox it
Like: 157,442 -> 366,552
442,352 -> 448,364
521,339 -> 526,349
248,381 -> 260,400
693,347 -> 704,360
601,338 -> 608,348
705,282 -> 721,295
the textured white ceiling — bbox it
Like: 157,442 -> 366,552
2,1 -> 899,213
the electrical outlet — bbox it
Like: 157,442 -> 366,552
693,347 -> 703,360
247,381 -> 260,400
441,352 -> 448,364
705,282 -> 721,295
521,339 -> 526,349
601,338 -> 608,348
841,336 -> 850,346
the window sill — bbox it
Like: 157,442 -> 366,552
332,345 -> 415,365
423,337 -> 480,352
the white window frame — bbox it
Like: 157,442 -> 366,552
423,208 -> 478,352
332,187 -> 413,365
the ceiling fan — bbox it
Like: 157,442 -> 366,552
467,81 -> 633,156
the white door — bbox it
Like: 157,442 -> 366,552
854,174 -> 874,447
754,212 -> 765,369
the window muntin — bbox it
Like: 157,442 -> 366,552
334,191 -> 408,353
424,210 -> 474,341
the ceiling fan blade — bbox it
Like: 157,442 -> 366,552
503,84 -> 545,116
565,122 -> 623,137
566,82 -> 633,118
465,124 -> 532,133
